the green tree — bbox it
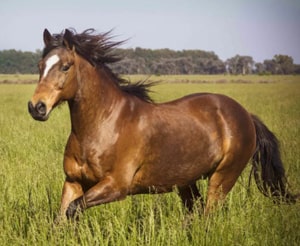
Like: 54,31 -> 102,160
226,55 -> 254,75
273,54 -> 294,74
0,49 -> 40,73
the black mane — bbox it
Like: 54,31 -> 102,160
43,28 -> 154,103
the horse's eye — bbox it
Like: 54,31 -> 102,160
61,65 -> 70,72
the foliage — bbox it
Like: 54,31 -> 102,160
0,49 -> 41,74
226,54 -> 298,75
226,55 -> 254,75
0,76 -> 300,245
273,55 -> 294,74
1,48 -> 299,75
110,48 -> 226,75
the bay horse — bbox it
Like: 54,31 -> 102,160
28,29 -> 296,221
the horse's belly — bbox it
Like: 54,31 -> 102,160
129,136 -> 223,195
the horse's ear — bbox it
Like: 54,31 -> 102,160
43,29 -> 52,47
63,29 -> 73,50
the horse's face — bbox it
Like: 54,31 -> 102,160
28,47 -> 77,121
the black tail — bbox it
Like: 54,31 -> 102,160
251,114 -> 296,203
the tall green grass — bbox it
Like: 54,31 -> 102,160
0,76 -> 299,245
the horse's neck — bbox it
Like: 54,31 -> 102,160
68,66 -> 123,137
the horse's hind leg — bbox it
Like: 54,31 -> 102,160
178,183 -> 204,212
205,157 -> 248,214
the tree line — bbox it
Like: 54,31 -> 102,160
0,48 -> 299,75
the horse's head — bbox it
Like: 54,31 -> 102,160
28,29 -> 78,121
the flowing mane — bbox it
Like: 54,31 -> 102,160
43,28 -> 153,102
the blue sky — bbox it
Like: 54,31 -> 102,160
1,0 -> 299,63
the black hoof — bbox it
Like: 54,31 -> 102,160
66,197 -> 85,219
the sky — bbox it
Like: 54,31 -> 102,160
0,0 -> 300,63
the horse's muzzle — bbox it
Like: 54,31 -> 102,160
28,101 -> 49,121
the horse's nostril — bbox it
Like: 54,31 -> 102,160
36,101 -> 47,116
28,101 -> 34,113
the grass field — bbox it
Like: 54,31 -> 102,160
0,75 -> 300,245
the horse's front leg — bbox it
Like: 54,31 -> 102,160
66,176 -> 128,219
56,179 -> 83,222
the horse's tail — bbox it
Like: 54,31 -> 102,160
251,114 -> 297,203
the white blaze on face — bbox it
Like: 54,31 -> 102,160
43,55 -> 60,78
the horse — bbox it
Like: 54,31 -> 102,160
28,28 -> 296,221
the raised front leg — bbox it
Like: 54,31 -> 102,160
66,176 -> 128,219
56,179 -> 83,222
